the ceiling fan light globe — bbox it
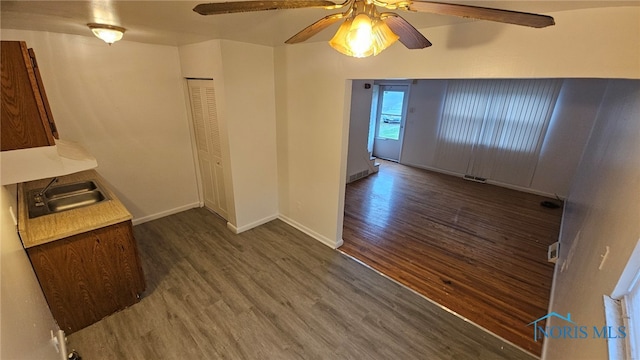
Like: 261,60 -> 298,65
329,14 -> 376,58
347,14 -> 375,57
328,9 -> 399,58
329,18 -> 355,56
370,18 -> 399,54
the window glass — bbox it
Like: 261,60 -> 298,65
377,90 -> 404,140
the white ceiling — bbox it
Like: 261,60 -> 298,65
1,1 -> 637,47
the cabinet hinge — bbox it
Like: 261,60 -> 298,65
28,48 -> 38,69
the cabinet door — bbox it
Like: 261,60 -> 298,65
27,221 -> 146,334
1,41 -> 56,151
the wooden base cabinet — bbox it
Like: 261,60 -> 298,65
27,221 -> 145,334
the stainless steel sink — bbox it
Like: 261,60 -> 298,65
28,180 -> 110,218
47,190 -> 107,212
44,181 -> 97,199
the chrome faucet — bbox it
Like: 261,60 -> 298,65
37,177 -> 58,198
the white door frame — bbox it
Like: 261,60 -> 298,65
183,78 -> 205,207
372,81 -> 411,162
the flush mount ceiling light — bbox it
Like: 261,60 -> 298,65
87,23 -> 126,45
193,0 -> 555,58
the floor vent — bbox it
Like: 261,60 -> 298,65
463,174 -> 487,183
348,170 -> 370,183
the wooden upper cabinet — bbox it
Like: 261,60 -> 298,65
1,41 -> 58,151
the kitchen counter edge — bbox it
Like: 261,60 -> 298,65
18,170 -> 132,248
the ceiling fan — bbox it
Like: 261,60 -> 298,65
193,0 -> 555,58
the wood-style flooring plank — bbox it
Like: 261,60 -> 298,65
68,207 -> 537,360
341,160 -> 562,356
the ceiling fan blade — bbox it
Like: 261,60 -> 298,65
381,13 -> 432,49
286,13 -> 345,44
407,1 -> 555,28
194,1 -> 338,15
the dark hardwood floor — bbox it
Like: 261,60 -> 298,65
68,208 -> 535,360
341,160 -> 562,356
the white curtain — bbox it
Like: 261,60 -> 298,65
435,79 -> 563,187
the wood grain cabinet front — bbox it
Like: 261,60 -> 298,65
1,40 -> 58,151
27,220 -> 145,334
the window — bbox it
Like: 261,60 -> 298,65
434,79 -> 563,186
624,276 -> 640,359
376,87 -> 406,140
609,238 -> 640,359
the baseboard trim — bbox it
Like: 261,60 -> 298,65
278,214 -> 343,249
401,161 -> 564,200
541,201 -> 567,359
226,222 -> 238,233
226,214 -> 279,234
401,162 -> 463,178
486,180 -> 560,199
131,202 -> 200,226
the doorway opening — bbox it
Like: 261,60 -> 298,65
341,78 -> 568,356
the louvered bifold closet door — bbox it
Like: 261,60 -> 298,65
435,79 -> 562,187
187,79 -> 228,220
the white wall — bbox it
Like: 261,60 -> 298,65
346,80 -> 374,181
178,40 -> 222,80
544,80 -> 640,359
179,40 -> 279,232
1,185 -> 60,360
275,6 -> 640,246
400,79 -> 448,169
219,40 -> 278,231
275,45 -> 351,247
0,30 -> 200,223
530,79 -> 608,196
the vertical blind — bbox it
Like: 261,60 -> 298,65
435,79 -> 563,187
